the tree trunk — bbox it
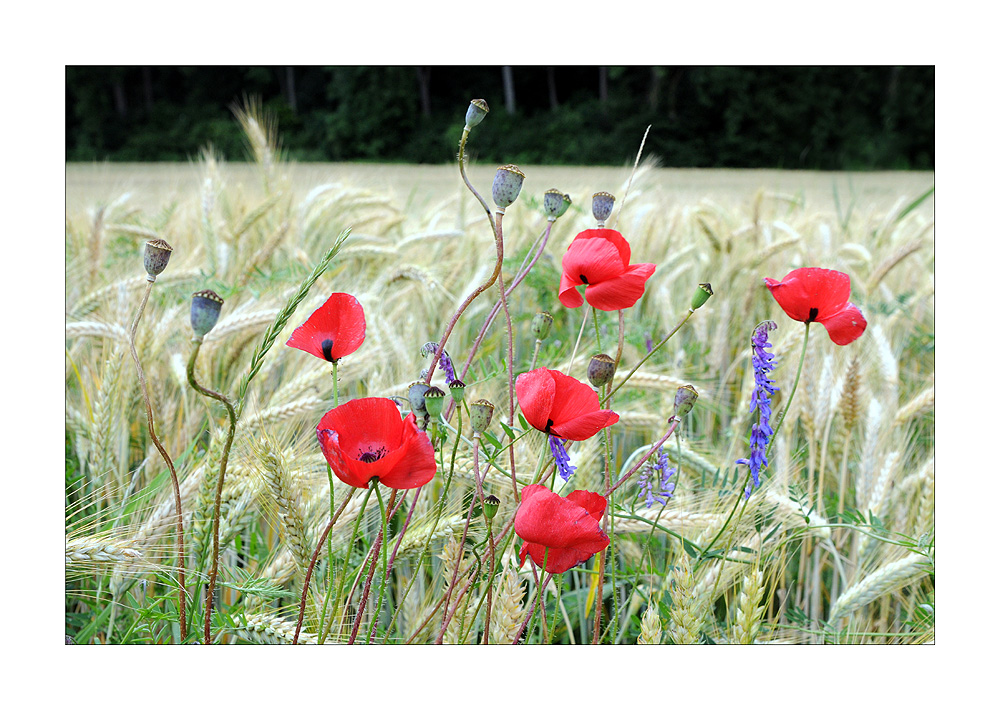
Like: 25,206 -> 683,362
598,66 -> 608,108
415,67 -> 432,118
502,66 -> 516,115
285,66 -> 297,114
546,66 -> 559,110
142,67 -> 154,112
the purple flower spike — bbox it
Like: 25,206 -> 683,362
548,435 -> 577,482
421,341 -> 457,386
639,447 -> 676,508
736,320 -> 779,498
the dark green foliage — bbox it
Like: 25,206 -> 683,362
66,66 -> 934,169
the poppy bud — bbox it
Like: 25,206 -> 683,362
592,191 -> 615,225
465,98 -> 489,130
424,386 -> 445,418
470,399 -> 495,434
448,379 -> 467,404
691,283 -> 714,311
190,289 -> 224,339
407,382 -> 431,417
531,311 -> 553,341
543,189 -> 566,221
587,353 -> 616,388
673,385 -> 699,418
492,164 -> 525,212
143,238 -> 173,278
483,494 -> 500,520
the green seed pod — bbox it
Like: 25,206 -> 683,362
587,353 -> 616,388
465,98 -> 489,129
543,189 -> 566,220
424,386 -> 445,418
492,164 -> 525,211
673,384 -> 699,418
190,289 -> 224,338
483,494 -> 500,520
592,191 -> 615,225
408,382 -> 431,417
448,379 -> 467,404
557,193 -> 572,218
470,399 -> 495,434
143,238 -> 173,278
531,312 -> 553,341
691,283 -> 714,311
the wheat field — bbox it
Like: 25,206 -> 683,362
64,107 -> 934,645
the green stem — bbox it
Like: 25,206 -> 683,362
768,322 -> 811,457
602,309 -> 695,405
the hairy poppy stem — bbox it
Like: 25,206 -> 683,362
293,490 -> 356,644
320,483 -> 376,644
186,338 -> 237,644
128,279 -> 187,641
515,567 -> 552,644
349,486 -> 397,644
494,212 -> 519,498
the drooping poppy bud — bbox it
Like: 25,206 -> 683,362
592,191 -> 615,226
190,289 -> 224,339
492,164 -> 525,211
587,353 -> 616,388
470,399 -> 495,434
143,238 -> 173,278
691,283 -> 714,311
673,385 -> 699,418
531,311 -> 553,341
465,98 -> 489,130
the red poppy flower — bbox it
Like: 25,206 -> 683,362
763,268 -> 867,345
286,293 -> 366,362
515,484 -> 610,574
515,368 -> 619,441
558,229 -> 656,311
317,398 -> 436,490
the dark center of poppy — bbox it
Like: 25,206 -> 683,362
321,338 -> 338,363
579,274 -> 589,284
807,307 -> 819,323
357,446 -> 388,463
544,418 -> 555,433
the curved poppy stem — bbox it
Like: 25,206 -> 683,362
493,212 -> 519,498
127,279 -> 187,640
186,338 -> 237,645
293,490 -> 355,645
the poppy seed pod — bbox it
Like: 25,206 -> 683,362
423,386 -> 445,418
492,164 -> 525,211
143,238 -> 173,278
592,191 -> 615,225
407,382 -> 431,417
483,494 -> 500,520
190,289 -> 224,338
691,283 -> 714,311
673,384 -> 699,418
470,399 -> 495,434
587,353 -> 616,388
448,379 -> 467,404
465,98 -> 489,129
543,189 -> 566,220
531,311 -> 553,341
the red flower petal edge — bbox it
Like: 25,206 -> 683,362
515,368 -> 619,441
764,267 -> 867,345
317,397 -> 436,490
287,292 -> 366,362
515,484 -> 610,574
558,229 -> 656,311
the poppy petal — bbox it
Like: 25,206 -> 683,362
817,303 -> 868,345
519,541 -> 596,575
566,489 -> 609,523
287,293 -> 366,362
376,414 -> 438,489
318,429 -> 371,488
558,271 -> 585,309
515,369 -> 556,433
572,228 -> 632,266
561,236 -> 625,287
764,268 -> 851,323
582,262 -> 656,311
550,410 -> 620,441
546,369 -> 602,426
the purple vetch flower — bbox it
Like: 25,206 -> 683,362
548,435 -> 577,482
638,447 -> 676,507
644,332 -> 655,353
736,320 -> 779,498
421,342 -> 456,386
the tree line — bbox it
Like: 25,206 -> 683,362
65,66 -> 933,169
